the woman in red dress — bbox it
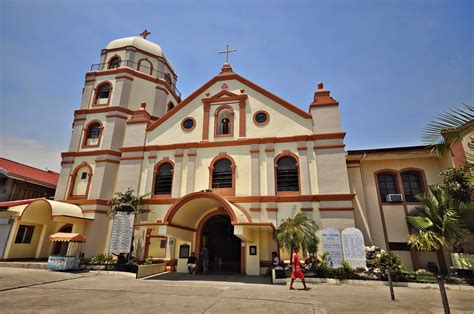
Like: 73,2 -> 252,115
289,247 -> 310,290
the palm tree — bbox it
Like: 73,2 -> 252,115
422,104 -> 473,157
107,188 -> 149,216
273,212 -> 319,260
406,185 -> 471,273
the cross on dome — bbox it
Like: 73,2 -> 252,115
139,29 -> 151,39
219,44 -> 237,64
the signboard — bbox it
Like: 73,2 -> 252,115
341,227 -> 366,269
109,212 -> 135,254
321,228 -> 343,268
179,244 -> 190,259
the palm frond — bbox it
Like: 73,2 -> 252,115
422,104 -> 474,156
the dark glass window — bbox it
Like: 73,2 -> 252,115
108,57 -> 121,69
255,112 -> 268,124
182,118 -> 194,130
154,163 -> 173,195
276,156 -> 299,192
87,123 -> 101,139
212,159 -> 233,188
377,173 -> 399,201
81,172 -> 87,180
401,172 -> 423,202
97,84 -> 110,99
15,225 -> 34,244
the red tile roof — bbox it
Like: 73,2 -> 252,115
0,158 -> 60,187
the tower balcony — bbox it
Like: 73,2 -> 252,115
90,60 -> 181,100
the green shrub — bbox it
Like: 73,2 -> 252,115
375,251 -> 405,281
144,257 -> 153,265
334,261 -> 357,280
90,254 -> 114,265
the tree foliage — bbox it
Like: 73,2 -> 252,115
273,211 -> 319,258
438,166 -> 472,203
406,185 -> 470,251
107,188 -> 149,217
422,104 -> 473,157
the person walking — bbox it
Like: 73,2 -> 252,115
289,247 -> 310,290
201,246 -> 210,275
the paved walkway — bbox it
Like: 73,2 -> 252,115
0,268 -> 473,313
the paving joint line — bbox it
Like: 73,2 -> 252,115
0,274 -> 98,292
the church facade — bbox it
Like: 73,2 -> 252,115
1,35 -> 471,274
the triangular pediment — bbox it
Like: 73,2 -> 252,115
147,64 -> 311,132
202,89 -> 247,104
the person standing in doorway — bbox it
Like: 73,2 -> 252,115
289,247 -> 310,290
201,246 -> 210,275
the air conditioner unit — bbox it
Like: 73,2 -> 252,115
386,194 -> 403,203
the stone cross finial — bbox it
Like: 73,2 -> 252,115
140,29 -> 151,39
219,44 -> 237,63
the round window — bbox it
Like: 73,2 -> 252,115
254,111 -> 269,125
182,118 -> 195,130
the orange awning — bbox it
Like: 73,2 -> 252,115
49,232 -> 86,243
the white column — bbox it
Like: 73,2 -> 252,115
35,224 -> 48,258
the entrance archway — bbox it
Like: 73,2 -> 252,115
200,214 -> 241,273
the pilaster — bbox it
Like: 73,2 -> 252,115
185,149 -> 197,194
297,141 -> 311,195
172,150 -> 183,198
265,144 -> 275,196
250,145 -> 260,196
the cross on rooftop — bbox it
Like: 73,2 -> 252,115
219,44 -> 237,63
140,29 -> 151,39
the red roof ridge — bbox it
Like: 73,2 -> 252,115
0,157 -> 60,186
0,157 -> 59,175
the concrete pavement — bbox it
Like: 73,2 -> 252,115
0,268 -> 473,313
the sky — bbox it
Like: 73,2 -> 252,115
0,0 -> 473,172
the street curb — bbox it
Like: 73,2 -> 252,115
298,278 -> 474,291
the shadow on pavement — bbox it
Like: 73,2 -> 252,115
144,271 -> 272,285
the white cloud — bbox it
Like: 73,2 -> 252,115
0,136 -> 63,172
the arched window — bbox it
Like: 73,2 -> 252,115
137,58 -> 153,75
98,84 -> 110,99
212,159 -> 233,189
167,102 -> 175,112
82,121 -> 103,147
94,82 -> 112,106
401,171 -> 423,202
276,156 -> 299,192
68,163 -> 93,199
154,162 -> 173,195
108,56 -> 121,69
377,173 -> 399,201
214,106 -> 234,137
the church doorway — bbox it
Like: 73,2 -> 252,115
200,214 -> 241,273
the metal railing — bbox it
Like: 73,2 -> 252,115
90,60 -> 181,99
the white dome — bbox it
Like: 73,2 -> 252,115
106,36 -> 164,57
106,36 -> 175,73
